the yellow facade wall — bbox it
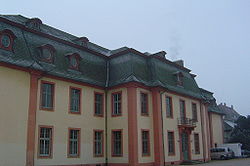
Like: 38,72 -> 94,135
211,113 -> 223,147
137,88 -> 154,164
162,92 -> 205,162
35,78 -> 106,166
107,88 -> 128,164
0,66 -> 30,166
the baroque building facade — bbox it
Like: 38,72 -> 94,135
0,15 -> 224,166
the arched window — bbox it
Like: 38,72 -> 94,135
38,44 -> 56,63
0,29 -> 16,51
66,53 -> 81,70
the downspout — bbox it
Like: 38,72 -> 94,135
160,90 -> 167,166
104,60 -> 110,166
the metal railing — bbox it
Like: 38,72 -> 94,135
178,117 -> 196,127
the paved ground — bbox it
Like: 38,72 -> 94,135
185,158 -> 250,166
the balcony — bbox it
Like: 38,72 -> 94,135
177,117 -> 196,129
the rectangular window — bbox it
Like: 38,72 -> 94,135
142,130 -> 150,156
166,96 -> 173,118
40,81 -> 54,110
179,100 -> 185,118
68,129 -> 80,157
94,130 -> 103,157
112,130 -> 122,156
112,92 -> 122,116
38,126 -> 53,158
94,92 -> 104,116
141,92 -> 148,115
194,133 -> 200,154
69,87 -> 81,113
168,131 -> 175,155
192,103 -> 198,122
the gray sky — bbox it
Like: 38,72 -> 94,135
2,0 -> 250,116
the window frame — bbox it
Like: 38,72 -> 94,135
192,102 -> 198,122
166,96 -> 173,118
93,130 -> 104,157
194,133 -> 200,154
38,44 -> 56,63
141,129 -> 150,156
167,130 -> 175,156
179,99 -> 186,118
38,125 -> 53,159
140,92 -> 149,116
69,86 -> 82,114
40,80 -> 55,111
111,129 -> 123,157
94,92 -> 104,117
111,91 -> 122,117
67,128 -> 81,158
66,53 -> 81,71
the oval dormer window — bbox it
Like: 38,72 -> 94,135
66,53 -> 81,70
0,29 -> 16,51
38,44 -> 55,63
1,34 -> 11,48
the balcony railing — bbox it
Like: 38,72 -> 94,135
178,117 -> 196,127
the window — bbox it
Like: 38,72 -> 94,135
38,44 -> 55,63
192,103 -> 198,122
112,92 -> 122,116
167,131 -> 175,155
179,100 -> 185,119
194,133 -> 200,154
174,72 -> 184,86
94,92 -> 104,116
0,29 -> 16,51
94,130 -> 104,157
68,129 -> 80,157
142,130 -> 150,156
40,81 -> 54,110
69,87 -> 81,114
66,53 -> 81,70
38,126 -> 53,158
166,96 -> 173,118
112,130 -> 122,156
140,92 -> 148,115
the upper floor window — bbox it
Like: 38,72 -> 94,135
179,99 -> 186,118
38,126 -> 53,158
112,92 -> 122,116
140,92 -> 148,115
192,103 -> 198,122
38,44 -> 56,63
68,128 -> 80,157
69,87 -> 81,114
40,81 -> 55,111
66,53 -> 81,70
166,96 -> 173,118
0,29 -> 16,51
94,92 -> 104,116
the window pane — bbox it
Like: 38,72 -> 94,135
166,97 -> 172,118
192,103 -> 198,121
70,88 -> 80,112
113,131 -> 122,155
113,93 -> 121,115
39,127 -> 52,156
168,132 -> 175,154
95,94 -> 103,115
194,134 -> 200,154
94,131 -> 103,156
141,93 -> 148,114
180,100 -> 185,118
41,83 -> 54,109
142,131 -> 149,155
69,129 -> 79,156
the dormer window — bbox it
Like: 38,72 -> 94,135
73,37 -> 89,47
0,29 -> 16,51
173,71 -> 184,86
66,53 -> 81,70
38,44 -> 55,63
26,18 -> 42,31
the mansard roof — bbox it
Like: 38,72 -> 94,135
0,14 -> 213,100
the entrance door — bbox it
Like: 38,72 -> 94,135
181,132 -> 189,161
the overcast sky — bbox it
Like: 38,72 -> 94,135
2,0 -> 250,116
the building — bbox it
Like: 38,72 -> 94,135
218,103 -> 240,143
0,15 -> 224,166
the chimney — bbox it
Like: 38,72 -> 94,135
231,105 -> 234,109
174,60 -> 184,67
224,103 -> 226,106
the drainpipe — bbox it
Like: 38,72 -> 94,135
104,60 -> 110,166
160,90 -> 167,166
199,101 -> 206,162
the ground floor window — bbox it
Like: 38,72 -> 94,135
112,130 -> 122,156
142,130 -> 150,156
94,130 -> 103,156
194,133 -> 200,154
38,126 -> 53,158
68,128 -> 80,157
167,131 -> 175,155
